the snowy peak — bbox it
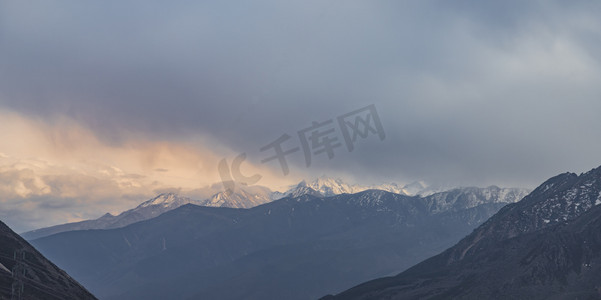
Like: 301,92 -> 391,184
22,189 -> 273,240
136,188 -> 273,211
137,193 -> 194,209
280,177 -> 529,200
282,185 -> 530,218
98,212 -> 115,220
274,178 -> 357,199
280,177 -> 417,199
524,167 -> 601,226
302,177 -> 363,196
423,186 -> 531,214
329,167 -> 601,300
287,184 -> 322,198
439,165 -> 601,264
523,172 -> 579,203
201,185 -> 273,208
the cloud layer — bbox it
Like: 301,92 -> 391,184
0,111 -> 294,231
1,1 -> 601,230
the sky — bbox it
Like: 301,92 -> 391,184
1,1 -> 601,232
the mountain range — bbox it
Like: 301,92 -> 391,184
274,177 -> 420,198
324,165 -> 601,299
21,177 -> 517,240
276,177 -> 450,198
13,166 -> 601,300
30,185 -> 527,300
22,185 -> 273,240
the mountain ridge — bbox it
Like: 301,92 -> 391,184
31,186 -> 529,300
23,177 -> 529,240
0,220 -> 97,299
324,165 -> 601,299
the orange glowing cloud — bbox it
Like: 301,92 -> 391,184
0,109 -> 298,231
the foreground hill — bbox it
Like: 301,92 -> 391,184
325,166 -> 601,299
0,220 -> 96,299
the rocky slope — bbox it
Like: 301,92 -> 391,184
325,166 -> 601,299
0,220 -> 96,299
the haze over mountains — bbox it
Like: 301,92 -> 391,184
29,182 -> 528,300
325,166 -> 601,299
22,186 -> 273,240
14,166 -> 601,300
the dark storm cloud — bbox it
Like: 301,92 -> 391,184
1,0 -> 601,188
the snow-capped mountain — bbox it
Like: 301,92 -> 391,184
326,165 -> 601,300
29,174 -> 532,300
137,193 -> 195,209
275,177 -> 437,199
282,178 -> 366,198
22,193 -> 197,240
422,186 -> 530,214
199,185 -> 273,208
24,176 -> 529,240
32,187 -> 522,300
23,186 -> 275,240
281,184 -> 323,199
277,177 -> 529,206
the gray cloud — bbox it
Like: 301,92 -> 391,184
1,0 -> 601,192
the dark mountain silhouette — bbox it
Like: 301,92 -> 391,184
325,166 -> 601,300
22,188 -> 274,240
31,187 -> 524,300
0,220 -> 96,299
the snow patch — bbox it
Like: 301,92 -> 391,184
0,262 -> 10,274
